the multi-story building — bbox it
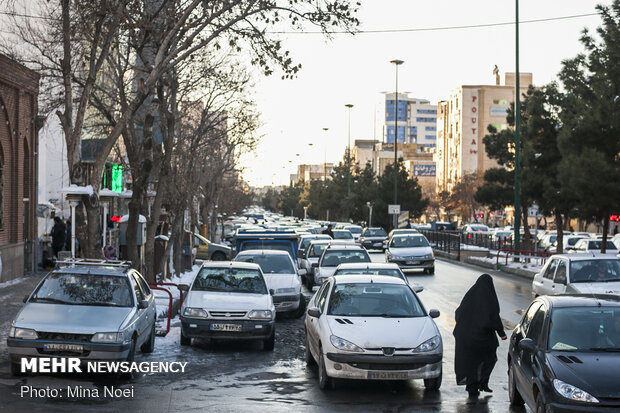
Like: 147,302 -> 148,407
351,139 -> 379,170
385,93 -> 437,150
435,72 -> 533,194
290,163 -> 335,184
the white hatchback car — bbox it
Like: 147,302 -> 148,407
304,275 -> 442,390
180,262 -> 276,350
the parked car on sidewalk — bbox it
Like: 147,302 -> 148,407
304,275 -> 442,390
7,259 -> 157,375
532,254 -> 620,296
359,227 -> 388,250
313,244 -> 371,285
234,250 -> 305,318
180,261 -> 276,350
570,239 -> 618,254
190,231 -> 232,261
508,294 -> 620,412
548,235 -> 587,253
385,234 -> 435,274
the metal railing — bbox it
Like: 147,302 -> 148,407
421,230 -> 461,260
496,249 -> 553,267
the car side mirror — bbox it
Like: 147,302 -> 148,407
519,338 -> 536,353
178,284 -> 189,292
138,300 -> 149,309
429,309 -> 440,318
269,289 -> 275,296
412,285 -> 424,293
312,262 -> 319,268
23,295 -> 29,303
307,307 -> 321,318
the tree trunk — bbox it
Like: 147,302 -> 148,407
555,210 -> 564,253
602,214 -> 610,253
521,205 -> 531,249
171,214 -> 184,277
84,194 -> 102,258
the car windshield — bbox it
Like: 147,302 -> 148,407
333,231 -> 353,240
365,228 -> 387,237
333,268 -> 404,279
570,259 -> 620,283
346,227 -> 362,234
192,267 -> 267,294
469,225 -> 489,232
300,236 -> 327,250
31,273 -> 133,307
390,236 -> 429,248
588,240 -> 617,250
309,243 -> 328,258
235,254 -> 295,274
240,240 -> 294,257
548,307 -> 620,351
328,283 -> 424,317
321,250 -> 370,267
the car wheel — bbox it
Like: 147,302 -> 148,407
263,329 -> 275,351
141,322 -> 156,353
509,362 -> 525,406
535,392 -> 545,413
211,252 -> 226,261
292,293 -> 307,318
180,329 -> 192,346
120,338 -> 137,379
305,332 -> 316,366
318,346 -> 334,390
423,366 -> 442,390
428,267 -> 435,275
306,276 -> 314,290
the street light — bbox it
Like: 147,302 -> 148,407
345,104 -> 354,196
366,201 -> 373,227
322,127 -> 329,181
514,0 -> 521,249
390,59 -> 404,229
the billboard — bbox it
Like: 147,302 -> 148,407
413,164 -> 436,177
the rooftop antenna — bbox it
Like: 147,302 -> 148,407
493,65 -> 500,85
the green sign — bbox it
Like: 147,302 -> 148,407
111,164 -> 123,193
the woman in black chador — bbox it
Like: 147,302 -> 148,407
453,273 -> 507,397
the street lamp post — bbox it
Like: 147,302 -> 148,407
322,127 -> 329,181
345,104 -> 354,196
390,59 -> 404,229
514,0 -> 521,249
367,202 -> 373,227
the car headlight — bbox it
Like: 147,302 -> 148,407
276,288 -> 297,295
553,379 -> 599,403
183,307 -> 208,318
422,253 -> 434,259
413,335 -> 441,352
330,335 -> 363,352
248,310 -> 272,320
387,253 -> 395,260
9,327 -> 38,340
91,332 -> 125,344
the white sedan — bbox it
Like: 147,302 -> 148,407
304,275 -> 442,390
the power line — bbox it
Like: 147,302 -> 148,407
0,10 -> 59,21
271,12 -> 599,34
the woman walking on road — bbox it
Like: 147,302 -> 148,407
453,273 -> 507,398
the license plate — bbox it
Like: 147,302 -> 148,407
210,323 -> 242,332
367,371 -> 409,380
406,261 -> 420,265
373,242 -> 382,247
43,343 -> 84,352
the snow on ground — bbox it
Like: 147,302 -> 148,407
0,277 -> 26,289
152,264 -> 201,318
469,251 -> 545,273
461,244 -> 489,251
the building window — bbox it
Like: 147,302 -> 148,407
425,135 -> 436,140
425,126 -> 436,131
417,109 -> 437,115
416,117 -> 436,123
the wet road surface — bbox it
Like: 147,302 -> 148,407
0,255 -> 535,412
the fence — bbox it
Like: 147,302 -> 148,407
421,230 -> 461,260
496,249 -> 553,267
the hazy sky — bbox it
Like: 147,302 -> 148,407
240,0 -> 606,187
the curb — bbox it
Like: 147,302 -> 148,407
463,257 -> 536,280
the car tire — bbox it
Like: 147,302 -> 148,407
305,332 -> 316,366
535,392 -> 545,413
211,251 -> 226,261
424,366 -> 442,390
306,276 -> 314,290
292,293 -> 307,318
509,362 -> 525,406
428,267 -> 435,275
141,323 -> 156,353
263,330 -> 275,351
120,338 -> 137,379
180,329 -> 191,346
318,346 -> 334,390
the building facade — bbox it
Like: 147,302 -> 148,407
385,93 -> 437,150
435,72 -> 533,194
0,54 -> 39,281
291,163 -> 335,184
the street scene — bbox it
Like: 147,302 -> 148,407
1,0 -> 620,412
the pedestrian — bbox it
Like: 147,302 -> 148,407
50,217 -> 66,258
453,273 -> 507,397
322,224 -> 334,238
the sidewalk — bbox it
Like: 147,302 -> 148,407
436,250 -> 540,280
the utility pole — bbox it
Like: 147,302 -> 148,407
514,0 -> 521,250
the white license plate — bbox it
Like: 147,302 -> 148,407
43,343 -> 84,352
367,371 -> 409,380
406,261 -> 420,265
210,323 -> 242,332
373,242 -> 382,247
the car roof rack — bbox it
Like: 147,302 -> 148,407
55,258 -> 133,269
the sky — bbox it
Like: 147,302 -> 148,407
240,0 -> 607,188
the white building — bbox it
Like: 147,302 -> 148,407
384,93 -> 437,150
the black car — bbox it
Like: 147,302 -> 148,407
508,294 -> 620,412
359,227 -> 388,250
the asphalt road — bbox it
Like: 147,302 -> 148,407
0,254 -> 536,413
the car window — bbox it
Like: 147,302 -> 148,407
333,231 -> 353,240
548,307 -> 620,351
390,235 -> 429,248
570,259 -> 620,283
543,259 -> 558,280
364,228 -> 387,237
235,254 -> 295,274
346,227 -> 362,234
554,261 -> 567,285
327,283 -> 424,317
309,243 -> 328,258
333,268 -> 404,280
133,272 -> 152,297
130,275 -> 145,302
313,282 -> 328,307
520,301 -> 542,337
321,250 -> 370,266
318,282 -> 331,312
526,304 -> 547,344
192,267 -> 267,294
31,273 -> 133,307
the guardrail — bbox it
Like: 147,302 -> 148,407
149,286 -> 172,336
496,249 -> 554,267
421,230 -> 461,260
